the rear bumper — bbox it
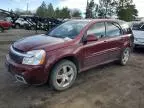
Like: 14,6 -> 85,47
5,55 -> 48,85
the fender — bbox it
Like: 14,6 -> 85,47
44,48 -> 81,79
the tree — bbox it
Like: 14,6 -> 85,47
60,7 -> 71,19
36,2 -> 71,19
85,0 -> 89,18
85,0 -> 95,18
93,4 -> 99,18
117,0 -> 138,21
55,7 -> 60,18
85,0 -> 117,18
10,9 -> 13,13
36,1 -> 47,17
47,3 -> 55,18
118,0 -> 132,7
98,0 -> 117,18
15,8 -> 22,15
97,5 -> 105,18
71,9 -> 81,18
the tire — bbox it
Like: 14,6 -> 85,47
0,27 -> 4,33
8,26 -> 12,30
15,24 -> 20,29
50,60 -> 77,91
31,26 -> 35,30
119,47 -> 131,66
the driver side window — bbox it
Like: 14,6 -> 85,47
106,22 -> 122,37
87,22 -> 106,39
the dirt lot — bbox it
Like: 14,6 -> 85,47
0,29 -> 144,108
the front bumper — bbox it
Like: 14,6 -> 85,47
134,39 -> 144,47
5,55 -> 48,85
134,43 -> 144,48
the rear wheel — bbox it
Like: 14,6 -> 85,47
50,60 -> 77,91
119,47 -> 131,65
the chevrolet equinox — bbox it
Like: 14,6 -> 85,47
5,19 -> 134,91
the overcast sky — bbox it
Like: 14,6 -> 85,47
0,0 -> 144,17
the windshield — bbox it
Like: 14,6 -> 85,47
132,22 -> 144,31
47,20 -> 89,39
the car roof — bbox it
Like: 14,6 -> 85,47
65,19 -> 130,29
68,19 -> 125,23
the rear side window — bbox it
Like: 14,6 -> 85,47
124,27 -> 132,34
106,22 -> 121,37
120,22 -> 132,34
87,22 -> 105,38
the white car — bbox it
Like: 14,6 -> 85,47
133,30 -> 144,47
132,22 -> 144,48
15,18 -> 29,29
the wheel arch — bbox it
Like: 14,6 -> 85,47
15,23 -> 20,27
46,55 -> 80,82
51,55 -> 79,72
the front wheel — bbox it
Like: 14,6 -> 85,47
119,47 -> 131,65
15,24 -> 20,29
31,26 -> 35,30
0,27 -> 4,33
50,60 -> 77,91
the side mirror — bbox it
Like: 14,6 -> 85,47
86,34 -> 98,42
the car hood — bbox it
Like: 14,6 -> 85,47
13,34 -> 72,52
133,30 -> 144,39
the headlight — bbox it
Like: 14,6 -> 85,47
22,50 -> 46,65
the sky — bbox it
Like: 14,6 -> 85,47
0,0 -> 144,17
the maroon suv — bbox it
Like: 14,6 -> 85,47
5,19 -> 134,91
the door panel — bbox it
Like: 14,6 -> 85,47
83,38 -> 111,67
105,22 -> 124,60
82,22 -> 111,68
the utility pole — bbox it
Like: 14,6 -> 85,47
26,0 -> 29,14
27,2 -> 28,13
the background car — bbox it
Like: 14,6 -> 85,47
132,23 -> 144,48
14,18 -> 29,29
0,20 -> 13,32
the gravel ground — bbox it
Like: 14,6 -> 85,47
0,29 -> 144,108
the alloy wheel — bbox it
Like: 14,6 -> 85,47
56,65 -> 74,88
122,49 -> 130,64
